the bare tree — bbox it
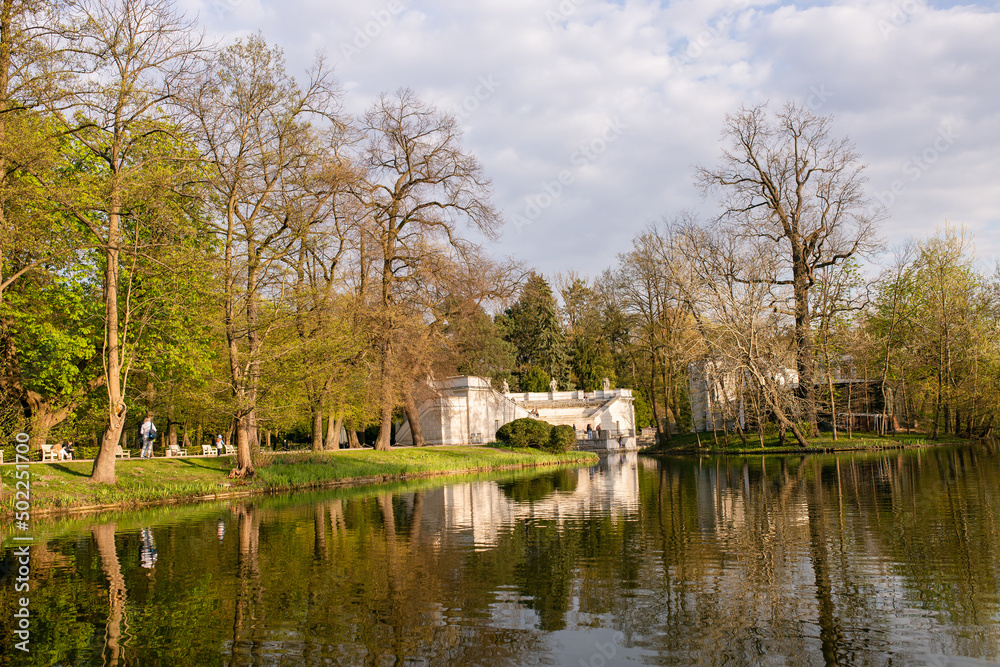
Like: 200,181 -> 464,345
357,88 -> 502,450
669,222 -> 811,447
614,226 -> 696,443
697,102 -> 883,435
811,260 -> 867,439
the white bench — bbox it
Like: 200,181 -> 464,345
166,445 -> 188,457
115,445 -> 131,459
224,444 -> 236,456
202,444 -> 218,456
41,444 -> 58,462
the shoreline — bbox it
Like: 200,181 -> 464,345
0,446 -> 598,520
641,433 -> 979,456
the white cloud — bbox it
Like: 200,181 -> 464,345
181,0 -> 1000,274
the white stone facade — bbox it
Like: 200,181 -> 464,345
395,376 -> 638,448
395,376 -> 531,446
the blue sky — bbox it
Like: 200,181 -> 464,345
179,0 -> 1000,277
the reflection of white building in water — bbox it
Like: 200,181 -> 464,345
395,376 -> 637,449
413,452 -> 641,549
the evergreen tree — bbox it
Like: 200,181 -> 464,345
498,272 -> 569,388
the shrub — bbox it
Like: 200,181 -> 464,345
547,425 -> 576,453
496,418 -> 552,449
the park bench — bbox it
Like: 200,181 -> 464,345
224,444 -> 236,456
202,444 -> 218,456
115,445 -> 130,459
41,444 -> 58,462
166,444 -> 188,457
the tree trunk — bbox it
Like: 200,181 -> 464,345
824,345 -> 838,441
168,420 -> 178,451
231,412 -> 255,478
650,357 -> 664,444
346,417 -> 361,449
91,203 -> 125,484
792,257 -> 819,437
310,396 -> 324,452
325,407 -> 342,450
375,340 -> 393,451
93,523 -> 127,667
403,389 -> 424,447
659,359 -> 673,442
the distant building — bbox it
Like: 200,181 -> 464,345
688,356 -> 899,433
687,360 -> 798,433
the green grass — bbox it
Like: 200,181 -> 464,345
0,446 -> 597,517
644,429 -> 968,454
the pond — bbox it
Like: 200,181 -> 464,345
2,444 -> 1000,665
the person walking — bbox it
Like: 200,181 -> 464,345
140,415 -> 157,459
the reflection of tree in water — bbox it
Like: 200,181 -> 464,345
624,449 -> 1000,663
17,448 -> 1000,665
92,523 -> 129,667
515,520 -> 581,632
231,503 -> 261,664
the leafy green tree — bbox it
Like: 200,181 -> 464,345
910,227 -> 995,437
0,259 -> 104,444
186,35 -> 342,475
521,366 -> 551,393
441,298 -> 515,383
43,0 -> 205,483
560,276 -> 615,391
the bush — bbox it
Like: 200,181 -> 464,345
547,425 -> 576,453
496,418 -> 552,449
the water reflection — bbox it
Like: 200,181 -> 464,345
2,446 -> 1000,665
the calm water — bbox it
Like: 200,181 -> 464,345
3,445 -> 1000,666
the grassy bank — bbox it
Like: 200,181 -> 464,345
644,430 -> 974,454
0,446 -> 598,517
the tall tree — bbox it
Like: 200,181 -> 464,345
357,88 -> 502,451
559,276 -> 615,392
49,0 -> 203,483
186,34 -> 344,477
696,102 -> 882,435
498,272 -> 569,389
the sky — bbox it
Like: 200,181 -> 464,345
177,0 -> 1000,278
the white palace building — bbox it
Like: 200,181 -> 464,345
394,376 -> 638,450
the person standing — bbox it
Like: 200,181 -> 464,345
140,415 -> 157,459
